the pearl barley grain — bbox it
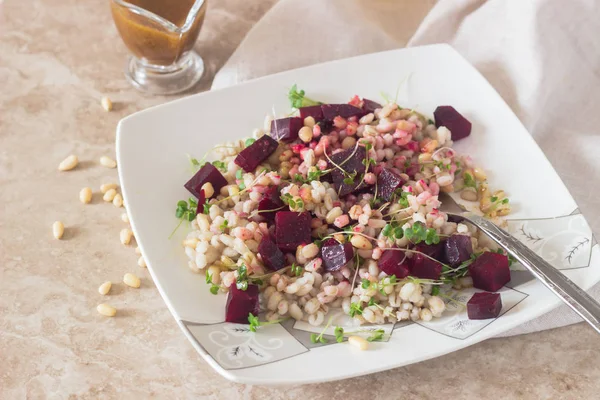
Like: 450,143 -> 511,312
100,156 -> 117,169
97,303 -> 117,317
52,221 -> 65,239
98,281 -> 112,295
123,273 -> 141,288
79,187 -> 92,204
58,155 -> 78,171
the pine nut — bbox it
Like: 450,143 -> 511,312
201,182 -> 215,198
120,228 -> 133,245
100,156 -> 117,169
100,183 -> 118,193
298,126 -> 313,143
121,213 -> 129,223
52,221 -> 65,239
460,187 -> 478,201
350,235 -> 372,250
348,335 -> 369,350
137,256 -> 146,268
103,188 -> 117,202
101,96 -> 113,112
98,281 -> 112,295
79,187 -> 92,204
58,155 -> 78,171
112,193 -> 123,208
97,303 -> 117,317
135,246 -> 141,255
123,272 -> 141,288
473,167 -> 487,181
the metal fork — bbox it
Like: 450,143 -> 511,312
440,194 -> 600,334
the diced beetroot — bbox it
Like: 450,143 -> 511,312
322,241 -> 354,272
225,284 -> 260,323
275,211 -> 311,251
469,251 -> 511,292
433,106 -> 472,141
467,292 -> 502,320
414,242 -> 446,263
195,189 -> 206,215
184,163 -> 228,200
377,168 -> 405,201
444,234 -> 473,267
410,254 -> 443,280
378,250 -> 410,278
321,104 -> 365,121
299,105 -> 324,122
329,146 -> 368,196
258,235 -> 285,271
257,186 -> 285,221
361,98 -> 382,114
271,117 -> 303,142
234,135 -> 279,172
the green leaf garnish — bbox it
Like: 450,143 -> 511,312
288,84 -> 322,109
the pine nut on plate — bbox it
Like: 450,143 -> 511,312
58,155 -> 78,171
97,303 -> 117,317
100,155 -> 117,168
348,336 -> 369,350
123,272 -> 141,288
52,221 -> 64,239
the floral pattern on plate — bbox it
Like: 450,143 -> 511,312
507,212 -> 595,270
184,321 -> 308,370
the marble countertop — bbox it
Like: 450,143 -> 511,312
1,0 -> 599,398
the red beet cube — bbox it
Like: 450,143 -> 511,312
329,146 -> 368,196
257,186 -> 284,221
361,98 -> 382,114
410,254 -> 443,280
322,241 -> 354,271
225,284 -> 260,323
299,105 -> 323,122
444,234 -> 473,267
414,242 -> 446,262
234,135 -> 279,172
377,168 -> 405,201
271,117 -> 303,142
467,292 -> 502,320
184,163 -> 228,200
378,250 -> 410,278
258,235 -> 285,271
469,252 -> 511,292
275,211 -> 312,251
321,104 -> 365,121
433,106 -> 472,141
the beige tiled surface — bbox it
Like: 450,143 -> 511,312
1,0 -> 600,398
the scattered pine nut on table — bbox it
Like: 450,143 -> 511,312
120,228 -> 133,245
98,281 -> 112,295
103,188 -> 117,202
52,221 -> 64,240
100,182 -> 118,193
123,273 -> 141,288
97,303 -> 117,317
100,156 -> 117,169
58,155 -> 78,171
100,96 -> 113,112
79,187 -> 92,204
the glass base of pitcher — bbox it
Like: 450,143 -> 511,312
125,51 -> 204,95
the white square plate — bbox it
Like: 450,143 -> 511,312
116,44 -> 599,385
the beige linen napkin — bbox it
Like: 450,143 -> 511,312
211,0 -> 600,336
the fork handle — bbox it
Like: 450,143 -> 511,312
467,214 -> 600,334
